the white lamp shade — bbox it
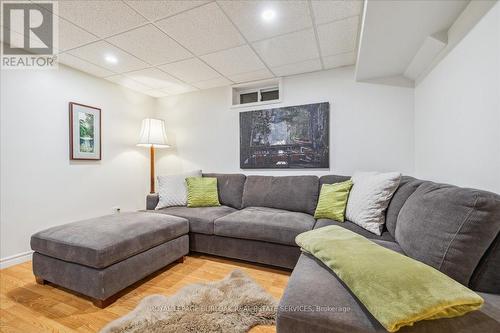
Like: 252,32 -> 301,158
137,118 -> 170,148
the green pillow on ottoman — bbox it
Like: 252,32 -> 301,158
314,180 -> 353,221
186,177 -> 221,207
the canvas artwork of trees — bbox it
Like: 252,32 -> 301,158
240,102 -> 329,169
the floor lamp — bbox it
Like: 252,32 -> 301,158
137,118 -> 170,194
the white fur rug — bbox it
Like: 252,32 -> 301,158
100,270 -> 278,333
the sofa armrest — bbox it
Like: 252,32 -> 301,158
146,193 -> 159,210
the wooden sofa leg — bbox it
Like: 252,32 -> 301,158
93,297 -> 114,308
35,277 -> 46,285
176,256 -> 185,264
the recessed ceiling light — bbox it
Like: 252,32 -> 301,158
261,9 -> 276,22
105,54 -> 118,64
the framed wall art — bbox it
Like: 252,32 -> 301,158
69,102 -> 101,160
240,102 -> 329,169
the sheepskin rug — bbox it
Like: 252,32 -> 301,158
100,270 -> 278,333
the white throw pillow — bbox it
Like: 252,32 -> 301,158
155,170 -> 202,209
345,171 -> 401,235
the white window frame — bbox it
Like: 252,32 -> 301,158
238,88 -> 260,104
231,78 -> 282,109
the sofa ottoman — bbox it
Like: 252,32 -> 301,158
31,212 -> 189,307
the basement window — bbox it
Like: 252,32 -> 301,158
240,91 -> 258,104
231,78 -> 282,108
260,88 -> 279,101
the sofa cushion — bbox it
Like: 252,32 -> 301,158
242,175 -> 319,215
214,207 -> 315,246
319,174 -> 350,186
277,254 -> 500,333
203,173 -> 246,209
385,176 -> 424,237
154,205 -> 236,235
314,219 -> 395,242
30,212 -> 188,269
371,239 -> 405,254
278,253 -> 385,333
396,181 -> 500,286
470,234 -> 500,293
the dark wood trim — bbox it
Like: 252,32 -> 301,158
150,146 -> 155,193
35,277 -> 45,285
69,102 -> 102,161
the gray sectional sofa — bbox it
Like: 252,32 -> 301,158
146,173 -> 500,332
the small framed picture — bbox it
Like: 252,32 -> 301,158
69,102 -> 101,160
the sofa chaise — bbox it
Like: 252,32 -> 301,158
146,173 -> 500,332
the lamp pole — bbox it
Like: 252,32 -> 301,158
150,145 -> 155,194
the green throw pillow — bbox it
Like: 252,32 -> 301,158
314,180 -> 353,221
186,177 -> 221,207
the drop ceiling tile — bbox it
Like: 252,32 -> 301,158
105,74 -> 152,92
58,53 -> 114,77
124,68 -> 183,89
29,3 -> 98,52
227,69 -> 274,83
58,18 -> 98,51
271,58 -> 322,77
252,29 -> 319,67
58,0 -> 147,38
125,0 -> 210,21
67,41 -> 149,72
311,0 -> 363,25
107,25 -> 192,65
144,89 -> 170,98
218,0 -> 312,42
159,58 -> 221,83
191,77 -> 232,90
323,51 -> 356,69
201,45 -> 265,76
0,27 -> 25,49
317,16 -> 359,57
160,83 -> 198,95
1,17 -> 22,35
156,2 -> 246,55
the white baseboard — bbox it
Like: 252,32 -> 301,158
0,251 -> 33,269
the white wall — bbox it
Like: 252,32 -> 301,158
154,66 -> 415,177
0,65 -> 155,265
414,2 -> 500,193
1,3 -> 497,269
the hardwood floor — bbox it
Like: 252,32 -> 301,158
0,254 -> 291,333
